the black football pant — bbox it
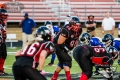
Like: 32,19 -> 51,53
55,45 -> 72,68
12,64 -> 47,80
0,43 -> 7,60
73,46 -> 93,78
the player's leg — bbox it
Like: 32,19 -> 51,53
22,66 -> 47,80
52,45 -> 72,80
0,43 -> 8,75
12,64 -> 26,80
73,46 -> 93,80
62,51 -> 72,80
51,45 -> 64,80
47,53 -> 56,66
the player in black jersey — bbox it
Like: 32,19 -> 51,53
51,16 -> 82,80
0,7 -> 8,75
73,33 -> 118,80
12,26 -> 56,80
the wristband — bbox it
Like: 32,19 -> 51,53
39,70 -> 42,72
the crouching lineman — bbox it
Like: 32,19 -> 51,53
0,7 -> 8,75
90,37 -> 104,75
12,26 -> 56,80
73,33 -> 118,80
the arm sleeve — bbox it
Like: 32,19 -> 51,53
43,42 -> 56,54
60,28 -> 69,38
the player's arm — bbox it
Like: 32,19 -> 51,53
39,42 -> 55,71
57,28 -> 68,44
15,49 -> 22,60
39,50 -> 47,71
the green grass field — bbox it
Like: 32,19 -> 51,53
2,47 -> 120,80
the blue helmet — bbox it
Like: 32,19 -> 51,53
90,37 -> 105,47
53,25 -> 60,34
113,40 -> 120,51
90,37 -> 101,46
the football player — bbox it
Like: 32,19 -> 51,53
12,26 -> 56,80
73,33 -> 118,80
44,21 -> 54,37
0,6 -> 8,75
44,21 -> 56,66
51,16 -> 82,80
90,36 -> 104,75
47,25 -> 60,66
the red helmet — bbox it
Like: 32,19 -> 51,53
0,8 -> 8,20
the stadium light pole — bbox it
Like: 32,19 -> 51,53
32,5 -> 34,20
58,6 -> 61,26
111,6 -> 112,17
84,6 -> 86,26
58,0 -> 61,26
69,0 -> 70,16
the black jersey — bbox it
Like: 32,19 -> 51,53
54,24 -> 82,50
15,41 -> 55,68
86,20 -> 96,32
74,45 -> 115,66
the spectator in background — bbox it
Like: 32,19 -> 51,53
102,12 -> 115,35
86,15 -> 96,37
19,12 -> 36,48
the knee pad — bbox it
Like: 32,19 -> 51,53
63,61 -> 72,68
84,71 -> 93,78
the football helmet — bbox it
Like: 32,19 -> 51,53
36,26 -> 51,41
79,32 -> 91,45
107,46 -> 118,60
69,16 -> 81,32
90,37 -> 101,46
102,34 -> 114,46
44,21 -> 52,26
0,8 -> 8,20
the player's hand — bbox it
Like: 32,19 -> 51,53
39,70 -> 46,76
118,60 -> 120,65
